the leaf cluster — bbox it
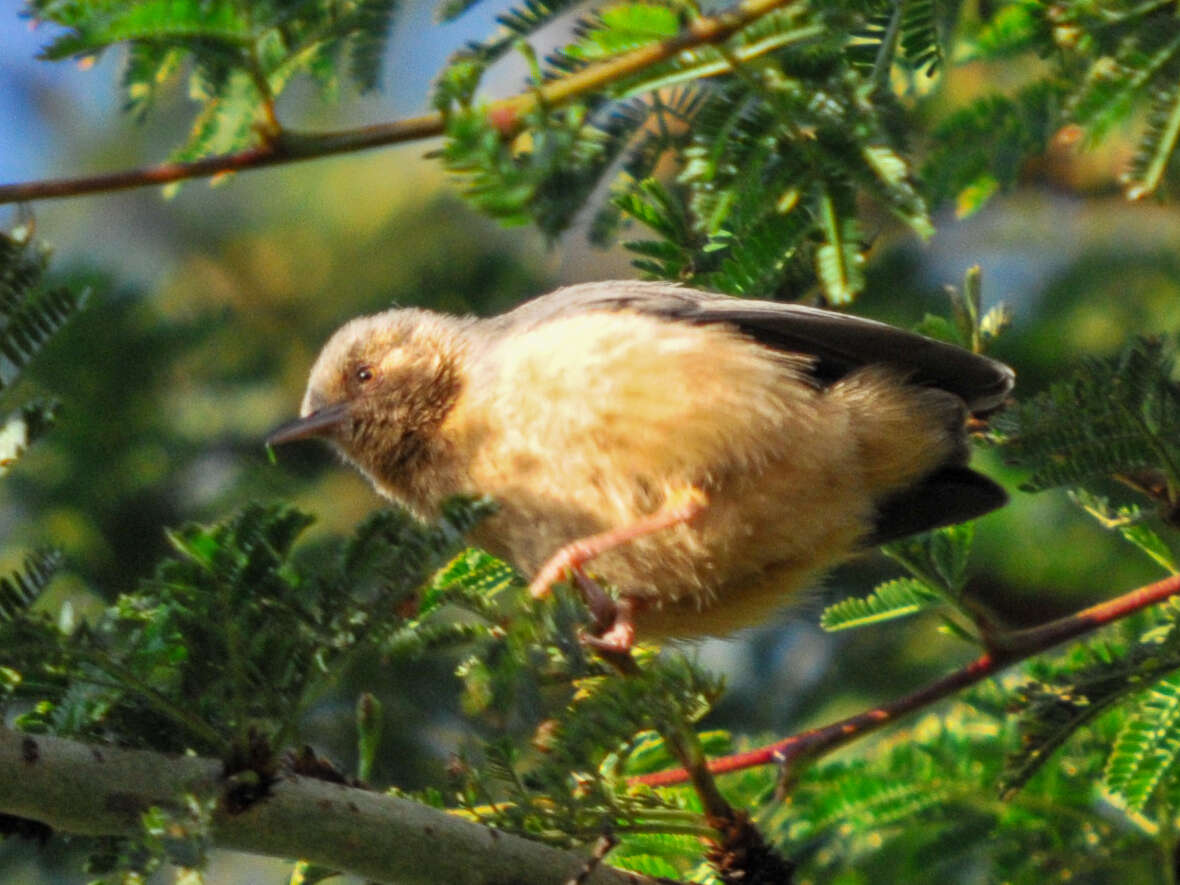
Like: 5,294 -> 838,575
0,227 -> 85,729
437,0 -> 936,302
2,497 -> 501,755
21,0 -> 1180,303
0,227 -> 85,473
994,334 -> 1180,517
429,0 -> 1180,297
26,0 -> 404,162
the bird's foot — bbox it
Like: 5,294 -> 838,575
582,613 -> 636,655
575,582 -> 639,672
528,485 -> 708,599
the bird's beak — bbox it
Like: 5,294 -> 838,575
266,401 -> 351,446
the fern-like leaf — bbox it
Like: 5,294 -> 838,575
0,231 -> 89,392
169,68 -> 264,164
1123,79 -> 1180,199
0,549 -> 63,623
881,522 -> 975,598
346,0 -> 402,92
458,0 -> 593,67
421,547 -> 518,618
898,0 -> 945,75
1001,614 -> 1180,795
1070,490 -> 1179,573
994,336 -> 1180,500
820,577 -> 942,631
1104,672 -> 1180,811
0,285 -> 89,392
34,0 -> 252,61
1069,26 -> 1180,144
562,3 -> 681,64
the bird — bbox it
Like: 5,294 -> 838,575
268,280 -> 1014,649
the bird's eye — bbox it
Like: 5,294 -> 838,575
356,366 -> 374,383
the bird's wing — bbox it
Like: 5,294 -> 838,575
498,281 -> 1014,412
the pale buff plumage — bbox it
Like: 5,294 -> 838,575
277,281 -> 1012,641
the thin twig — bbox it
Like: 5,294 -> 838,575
871,0 -> 906,92
631,572 -> 1180,789
0,0 -> 799,205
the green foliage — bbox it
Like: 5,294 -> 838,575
0,228 -> 80,717
0,498 -> 498,754
0,478 -> 735,876
435,0 -> 935,301
1104,671 -> 1180,811
455,653 -> 724,849
761,698 -> 1150,883
921,81 -> 1061,218
994,336 -> 1180,507
436,0 -> 1180,281
441,101 -> 649,237
999,507 -> 1180,806
24,0 -> 1180,296
822,523 -> 981,638
820,576 -> 941,631
1039,0 -> 1180,199
1124,78 -> 1180,200
1000,614 -> 1180,797
0,228 -> 88,396
1070,489 -> 1178,574
27,0 -> 409,160
0,549 -> 62,623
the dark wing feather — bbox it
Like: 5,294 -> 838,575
865,466 -> 1007,546
498,281 -> 1014,412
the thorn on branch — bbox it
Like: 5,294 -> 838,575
222,727 -> 276,815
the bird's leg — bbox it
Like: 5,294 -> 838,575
529,486 -> 706,657
572,568 -> 618,633
528,486 -> 708,600
571,570 -> 640,669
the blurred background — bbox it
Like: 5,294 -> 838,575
5,3 -> 1180,881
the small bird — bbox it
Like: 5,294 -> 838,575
269,281 -> 1013,649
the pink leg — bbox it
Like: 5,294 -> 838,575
528,486 -> 708,600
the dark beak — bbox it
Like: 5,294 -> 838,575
266,401 -> 351,446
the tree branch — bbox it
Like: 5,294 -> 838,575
0,0 -> 798,205
632,572 -> 1180,789
0,727 -> 654,885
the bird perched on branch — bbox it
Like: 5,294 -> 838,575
269,281 -> 1013,650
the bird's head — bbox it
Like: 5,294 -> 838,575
268,309 -> 469,489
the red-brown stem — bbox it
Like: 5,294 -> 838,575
0,0 -> 797,205
632,572 -> 1180,789
0,116 -> 443,203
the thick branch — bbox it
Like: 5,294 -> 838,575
0,727 -> 652,885
0,0 -> 797,205
633,572 -> 1180,788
